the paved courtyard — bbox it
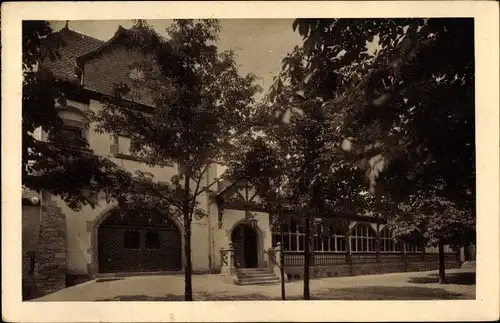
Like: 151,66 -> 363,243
33,268 -> 475,301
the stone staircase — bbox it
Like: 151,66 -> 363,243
235,267 -> 280,285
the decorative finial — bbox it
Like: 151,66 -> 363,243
64,20 -> 69,30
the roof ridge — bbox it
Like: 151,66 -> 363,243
75,25 -> 130,66
56,26 -> 105,44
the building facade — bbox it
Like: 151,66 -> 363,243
22,25 -> 464,296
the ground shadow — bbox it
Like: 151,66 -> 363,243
309,286 -> 471,300
97,292 -> 273,301
97,285 -> 471,301
408,272 -> 475,285
99,294 -> 185,301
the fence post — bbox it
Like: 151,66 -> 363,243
345,223 -> 353,275
375,224 -> 381,273
402,240 -> 408,272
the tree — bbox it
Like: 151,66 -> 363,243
225,135 -> 291,300
90,19 -> 261,301
22,20 -> 122,209
227,50 -> 369,298
291,18 -> 475,206
269,18 -> 475,283
388,195 -> 475,283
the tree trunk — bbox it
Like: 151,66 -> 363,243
183,173 -> 193,301
303,215 -> 311,300
184,225 -> 193,301
438,241 -> 446,284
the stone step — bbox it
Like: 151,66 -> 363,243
236,268 -> 273,273
234,267 -> 280,285
237,271 -> 276,278
237,277 -> 280,285
239,275 -> 278,282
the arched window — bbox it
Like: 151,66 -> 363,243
313,221 -> 346,252
380,227 -> 402,252
270,217 -> 305,251
271,217 -> 347,252
351,223 -> 376,252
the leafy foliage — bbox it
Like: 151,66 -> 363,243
89,19 -> 261,300
285,18 -> 475,208
227,52 -> 374,300
253,18 -> 476,284
265,18 -> 475,248
22,21 -> 123,210
388,195 -> 475,248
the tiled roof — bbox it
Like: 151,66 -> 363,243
41,28 -> 104,85
42,26 -> 155,107
82,44 -> 155,106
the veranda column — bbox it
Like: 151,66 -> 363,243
375,224 -> 381,273
402,239 -> 408,272
345,222 -> 353,275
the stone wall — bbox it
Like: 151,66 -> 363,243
31,201 -> 67,298
22,205 -> 42,300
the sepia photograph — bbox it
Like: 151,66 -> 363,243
2,1 -> 499,322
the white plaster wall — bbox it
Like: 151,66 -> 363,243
190,220 -> 210,272
189,192 -> 212,272
213,208 -> 271,269
55,98 -> 216,275
60,192 -> 213,275
56,195 -> 109,275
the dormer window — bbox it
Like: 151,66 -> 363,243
129,67 -> 144,80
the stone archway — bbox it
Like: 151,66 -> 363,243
87,206 -> 184,276
229,221 -> 264,268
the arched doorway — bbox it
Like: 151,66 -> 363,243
97,208 -> 182,273
231,223 -> 259,268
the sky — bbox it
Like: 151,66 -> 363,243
50,19 -> 303,100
